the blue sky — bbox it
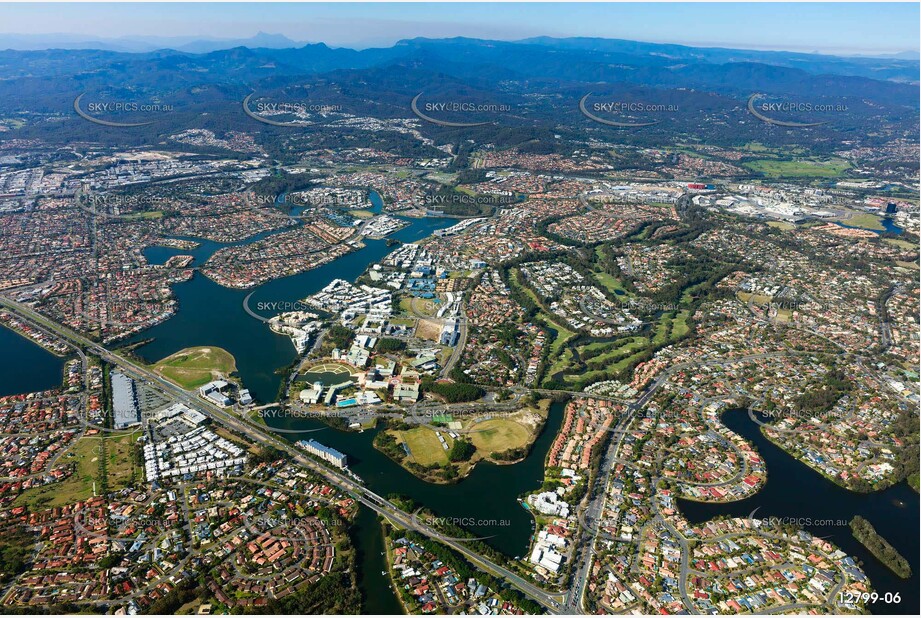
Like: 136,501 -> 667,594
1,2 -> 918,54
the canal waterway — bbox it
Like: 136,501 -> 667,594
132,192 -> 453,403
0,324 -> 65,397
352,505 -> 403,615
7,188 -> 912,611
679,409 -> 919,615
270,401 -> 565,558
126,194 -> 560,571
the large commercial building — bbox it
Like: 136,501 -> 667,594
111,371 -> 141,429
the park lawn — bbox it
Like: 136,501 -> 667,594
14,432 -> 141,509
581,340 -> 615,353
349,209 -> 374,219
304,361 -> 353,373
608,349 -> 650,374
895,261 -> 919,271
837,213 -> 885,231
509,268 -> 543,307
680,281 -> 710,305
396,427 -> 452,466
509,268 -> 576,356
564,366 -> 608,385
411,296 -> 440,318
743,158 -> 851,178
468,418 -> 532,454
546,348 -> 574,377
123,210 -> 164,220
742,141 -> 772,153
767,221 -> 796,231
544,316 -> 577,357
106,432 -> 141,488
884,238 -> 918,250
397,297 -> 415,314
153,346 -> 237,390
565,346 -> 652,386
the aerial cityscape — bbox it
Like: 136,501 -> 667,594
0,1 -> 918,616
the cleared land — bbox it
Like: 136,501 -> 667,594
737,291 -> 773,305
152,346 -> 237,390
415,318 -> 444,342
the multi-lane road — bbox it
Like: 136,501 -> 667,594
0,296 -> 566,613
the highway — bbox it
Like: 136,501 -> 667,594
0,296 -> 565,613
562,360 -> 670,613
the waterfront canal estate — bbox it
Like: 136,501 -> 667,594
0,2 -> 918,616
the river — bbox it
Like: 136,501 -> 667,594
4,192 -> 916,613
131,192 -> 453,403
679,409 -> 919,615
0,324 -> 64,397
124,194 -> 561,602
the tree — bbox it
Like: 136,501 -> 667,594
448,439 -> 476,462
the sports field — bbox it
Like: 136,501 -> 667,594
397,427 -> 453,466
468,418 -> 531,453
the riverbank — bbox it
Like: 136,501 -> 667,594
679,408 -> 920,615
372,402 -> 550,485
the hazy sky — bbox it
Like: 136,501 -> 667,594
0,2 -> 918,54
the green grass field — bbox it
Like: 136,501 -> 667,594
884,238 -> 918,250
767,221 -> 796,231
670,310 -> 691,339
152,346 -> 237,390
836,213 -> 885,231
14,432 -> 141,509
304,362 -> 353,375
584,337 -> 648,370
737,291 -> 773,305
395,427 -> 452,466
123,210 -> 164,220
743,158 -> 851,178
742,142 -> 772,152
592,270 -> 632,297
468,418 -> 531,453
